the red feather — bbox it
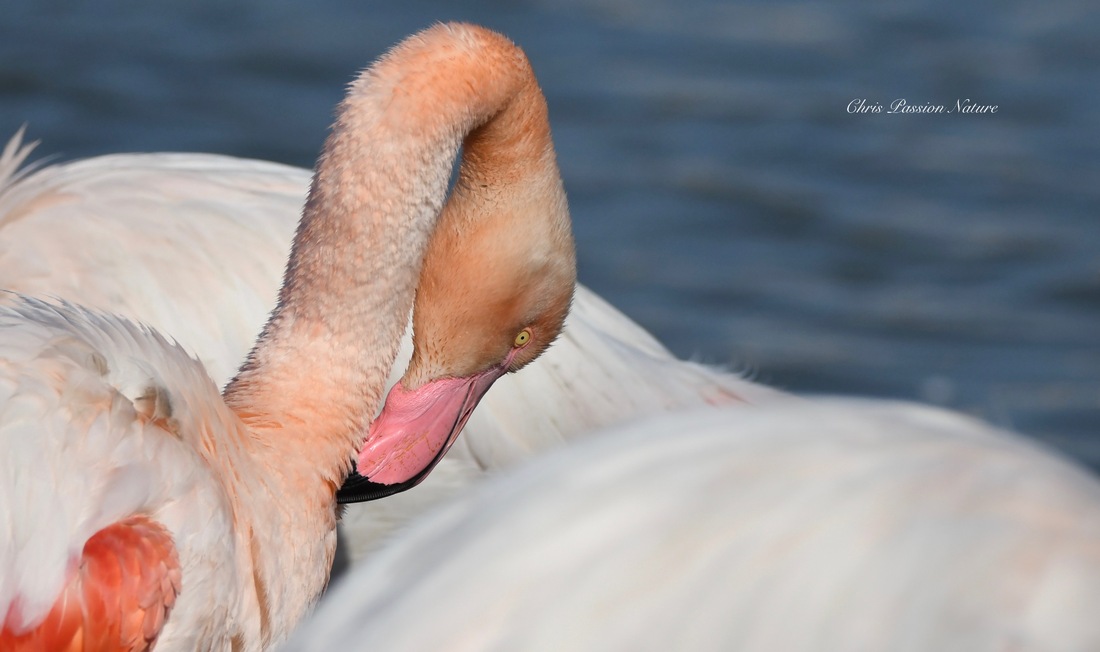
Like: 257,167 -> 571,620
0,516 -> 181,652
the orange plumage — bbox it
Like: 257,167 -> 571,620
0,516 -> 180,652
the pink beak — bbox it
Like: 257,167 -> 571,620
355,363 -> 508,486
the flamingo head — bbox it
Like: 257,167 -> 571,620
338,161 -> 576,503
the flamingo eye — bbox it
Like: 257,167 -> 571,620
513,329 -> 532,347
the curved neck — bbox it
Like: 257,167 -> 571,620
221,23 -> 549,500
213,24 -> 555,642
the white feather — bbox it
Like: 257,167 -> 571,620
0,298 -> 239,648
288,398 -> 1100,652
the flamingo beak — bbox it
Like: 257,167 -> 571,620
335,363 -> 508,504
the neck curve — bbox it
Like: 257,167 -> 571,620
225,23 -> 550,475
215,22 -> 561,641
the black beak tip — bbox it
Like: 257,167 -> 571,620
336,470 -> 401,504
336,453 -> 444,504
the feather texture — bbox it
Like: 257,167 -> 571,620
289,398 -> 1100,652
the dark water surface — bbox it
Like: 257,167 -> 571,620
2,0 -> 1097,467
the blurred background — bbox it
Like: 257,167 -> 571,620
1,0 -> 1097,468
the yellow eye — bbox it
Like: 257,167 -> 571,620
514,328 -> 532,347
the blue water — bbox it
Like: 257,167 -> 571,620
2,0 -> 1097,467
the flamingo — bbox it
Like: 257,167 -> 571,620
0,112 -> 778,562
0,22 -> 577,650
285,398 -> 1100,651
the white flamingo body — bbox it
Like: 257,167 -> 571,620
0,139 -> 300,386
288,398 -> 1100,652
0,130 -> 779,561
